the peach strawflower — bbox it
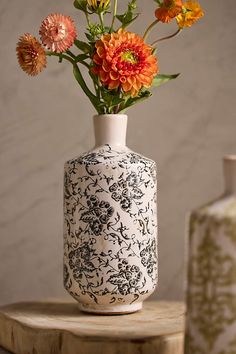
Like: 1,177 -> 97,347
155,0 -> 183,23
176,1 -> 204,28
92,29 -> 158,97
39,14 -> 77,53
16,34 -> 47,76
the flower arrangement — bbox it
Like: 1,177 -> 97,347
16,0 -> 204,114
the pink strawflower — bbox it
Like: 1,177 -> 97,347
39,14 -> 77,53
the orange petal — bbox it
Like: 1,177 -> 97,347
93,54 -> 102,65
108,80 -> 120,90
100,70 -> 109,82
97,46 -> 105,58
122,81 -> 132,92
120,76 -> 127,83
102,60 -> 110,72
130,87 -> 138,97
109,71 -> 119,80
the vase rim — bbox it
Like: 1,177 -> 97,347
93,114 -> 128,119
224,155 -> 236,161
223,155 -> 236,196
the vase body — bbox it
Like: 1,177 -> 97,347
63,114 -> 158,314
185,156 -> 236,353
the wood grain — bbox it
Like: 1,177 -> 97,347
0,300 -> 185,354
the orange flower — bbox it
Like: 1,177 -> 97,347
16,34 -> 47,76
176,1 -> 204,28
155,0 -> 183,23
92,29 -> 158,97
39,14 -> 77,53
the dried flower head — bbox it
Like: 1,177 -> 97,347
87,0 -> 110,13
16,34 -> 47,76
39,14 -> 77,53
176,1 -> 204,28
92,29 -> 158,97
155,0 -> 183,23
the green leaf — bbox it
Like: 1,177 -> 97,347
115,0 -> 139,28
75,54 -> 90,62
116,12 -> 139,27
85,32 -> 93,41
109,97 -> 125,109
73,0 -> 87,12
74,40 -> 91,54
119,90 -> 152,113
152,73 -> 180,87
73,65 -> 101,113
116,12 -> 132,24
128,0 -> 137,11
101,89 -> 112,102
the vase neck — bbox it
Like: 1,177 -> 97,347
93,114 -> 127,148
224,156 -> 236,196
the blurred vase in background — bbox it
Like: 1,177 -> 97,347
185,156 -> 236,353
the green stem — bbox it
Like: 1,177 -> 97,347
110,0 -> 118,30
46,51 -> 74,65
151,28 -> 182,47
89,71 -> 99,97
99,12 -> 104,29
66,50 -> 76,59
79,61 -> 90,69
143,19 -> 159,41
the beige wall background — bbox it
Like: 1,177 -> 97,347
0,0 -> 235,306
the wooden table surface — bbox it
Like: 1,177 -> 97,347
0,348 -> 11,354
0,300 -> 185,354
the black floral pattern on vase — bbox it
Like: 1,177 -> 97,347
109,172 -> 143,212
80,195 -> 114,236
64,144 -> 158,306
68,242 -> 96,281
63,264 -> 71,290
108,260 -> 143,295
140,239 -> 157,279
129,153 -> 144,164
77,152 -> 101,166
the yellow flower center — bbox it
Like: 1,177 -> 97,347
121,50 -> 138,64
50,23 -> 66,42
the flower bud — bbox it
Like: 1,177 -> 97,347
87,0 -> 110,13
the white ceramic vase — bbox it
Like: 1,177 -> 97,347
63,114 -> 158,314
185,156 -> 236,353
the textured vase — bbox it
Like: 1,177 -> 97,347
185,156 -> 236,353
63,114 -> 158,314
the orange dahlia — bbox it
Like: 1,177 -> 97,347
92,29 -> 158,97
16,34 -> 47,76
176,1 -> 204,28
155,0 -> 183,23
39,14 -> 77,53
